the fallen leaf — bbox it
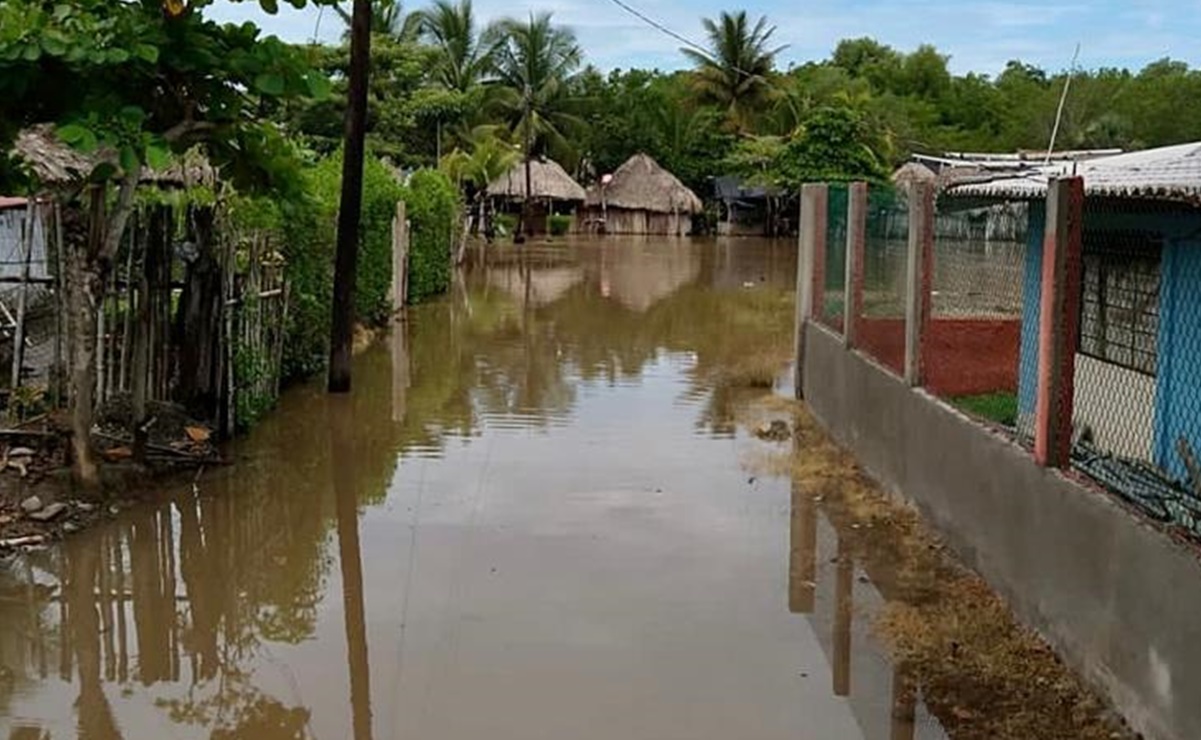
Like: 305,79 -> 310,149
185,426 -> 211,443
104,447 -> 134,462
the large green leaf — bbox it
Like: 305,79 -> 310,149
255,72 -> 286,96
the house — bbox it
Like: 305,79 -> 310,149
945,142 -> 1201,478
713,176 -> 775,236
580,154 -> 702,236
487,158 -> 586,235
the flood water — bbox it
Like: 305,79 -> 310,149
0,238 -> 950,739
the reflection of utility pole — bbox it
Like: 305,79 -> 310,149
833,535 -> 853,698
332,397 -> 374,740
328,0 -> 373,393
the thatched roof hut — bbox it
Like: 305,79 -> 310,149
11,125 -> 214,188
891,162 -> 937,192
587,153 -> 702,214
488,158 -> 586,202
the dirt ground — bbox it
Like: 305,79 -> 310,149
742,395 -> 1139,740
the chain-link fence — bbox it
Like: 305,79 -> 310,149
925,201 -> 1028,431
855,187 -> 909,375
1065,203 -> 1201,538
817,184 -> 849,334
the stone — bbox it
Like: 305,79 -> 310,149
8,447 -> 35,458
754,420 -> 793,443
19,495 -> 43,514
0,515 -> 12,526
75,502 -> 96,513
63,522 -> 80,534
109,505 -> 121,516
29,503 -> 67,522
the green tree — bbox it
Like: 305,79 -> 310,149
0,0 -> 328,485
490,11 -> 583,234
682,11 -> 785,133
421,0 -> 498,94
335,0 -> 423,42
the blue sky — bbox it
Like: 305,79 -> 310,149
208,0 -> 1201,76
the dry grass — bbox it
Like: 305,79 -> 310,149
741,397 -> 1137,740
716,350 -> 786,389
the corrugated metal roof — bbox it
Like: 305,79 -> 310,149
945,142 -> 1201,205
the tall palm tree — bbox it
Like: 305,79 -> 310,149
681,11 -> 785,133
335,0 -> 422,42
490,12 -> 583,237
420,0 -> 498,94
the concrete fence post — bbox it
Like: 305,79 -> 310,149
844,182 -> 868,348
1034,177 -> 1084,468
904,182 -> 935,387
391,200 -> 408,311
795,183 -> 828,398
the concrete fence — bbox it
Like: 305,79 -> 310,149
796,178 -> 1201,740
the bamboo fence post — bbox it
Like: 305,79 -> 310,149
119,220 -> 136,392
51,201 -> 64,408
11,197 -> 35,391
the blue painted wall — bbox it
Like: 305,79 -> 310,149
1017,202 -> 1045,430
1154,235 -> 1201,479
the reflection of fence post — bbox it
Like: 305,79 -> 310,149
833,535 -> 853,697
904,182 -> 934,387
795,184 -> 828,398
391,201 -> 408,311
844,183 -> 868,348
1035,177 -> 1084,468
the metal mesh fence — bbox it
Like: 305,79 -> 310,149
855,187 -> 909,375
1063,207 -> 1201,538
818,184 -> 849,334
925,201 -> 1028,432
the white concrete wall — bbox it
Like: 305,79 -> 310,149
1073,354 -> 1156,462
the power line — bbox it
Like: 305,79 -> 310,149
600,0 -> 760,81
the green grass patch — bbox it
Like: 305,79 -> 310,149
952,392 -> 1018,427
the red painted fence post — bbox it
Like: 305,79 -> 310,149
844,182 -> 868,348
904,182 -> 935,387
1034,177 -> 1084,468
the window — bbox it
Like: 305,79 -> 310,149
1078,230 -> 1162,376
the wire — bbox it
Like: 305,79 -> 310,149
1045,42 -> 1082,165
601,0 -> 761,81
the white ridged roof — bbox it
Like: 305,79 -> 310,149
946,142 -> 1201,205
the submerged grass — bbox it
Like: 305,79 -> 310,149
742,397 -> 1136,740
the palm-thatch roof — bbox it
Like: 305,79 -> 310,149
891,162 -> 937,191
488,158 -> 586,202
11,125 -> 214,188
587,154 -> 703,214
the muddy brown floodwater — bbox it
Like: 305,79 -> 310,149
0,237 -> 1130,740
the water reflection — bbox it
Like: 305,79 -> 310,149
0,237 -> 967,740
787,443 -> 949,740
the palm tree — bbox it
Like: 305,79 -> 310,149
335,0 -> 422,42
682,11 -> 785,133
420,0 -> 498,94
490,12 -> 583,237
441,126 -> 521,246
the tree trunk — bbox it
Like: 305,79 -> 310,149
327,0 -> 373,394
65,188 -> 108,488
175,209 -> 223,419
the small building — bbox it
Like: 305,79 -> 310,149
946,142 -> 1201,478
487,158 -> 586,235
713,176 -> 775,236
581,154 -> 702,236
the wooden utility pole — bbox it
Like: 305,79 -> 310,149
328,0 -> 373,393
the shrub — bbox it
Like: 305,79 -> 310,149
495,212 -> 518,237
548,213 -> 572,236
402,168 -> 457,303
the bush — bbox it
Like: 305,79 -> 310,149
495,212 -> 518,237
402,169 -> 457,303
548,213 -> 572,236
276,152 -> 443,383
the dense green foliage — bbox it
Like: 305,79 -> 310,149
403,169 -> 457,302
273,155 -> 454,381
